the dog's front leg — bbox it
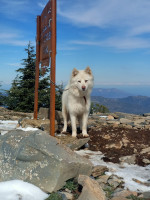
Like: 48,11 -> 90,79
62,107 -> 68,133
70,115 -> 77,137
82,113 -> 89,137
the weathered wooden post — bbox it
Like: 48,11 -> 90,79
34,0 -> 56,137
50,0 -> 56,136
34,16 -> 41,120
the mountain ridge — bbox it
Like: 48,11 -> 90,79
91,88 -> 133,98
91,95 -> 150,114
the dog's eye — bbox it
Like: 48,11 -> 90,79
85,80 -> 88,83
78,80 -> 81,83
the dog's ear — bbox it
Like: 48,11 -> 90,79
85,66 -> 92,75
72,68 -> 79,77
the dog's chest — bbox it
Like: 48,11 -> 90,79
68,96 -> 90,114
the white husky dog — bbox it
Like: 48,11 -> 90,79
62,66 -> 94,137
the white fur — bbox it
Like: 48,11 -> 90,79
62,67 -> 94,137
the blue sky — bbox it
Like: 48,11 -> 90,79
0,0 -> 150,95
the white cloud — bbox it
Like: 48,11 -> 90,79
58,0 -> 150,30
0,0 -> 43,19
58,0 -> 150,50
71,36 -> 150,50
0,0 -> 28,17
38,2 -> 46,8
0,30 -> 32,47
7,63 -> 21,67
37,0 -> 49,9
129,25 -> 150,36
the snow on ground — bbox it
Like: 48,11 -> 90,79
0,180 -> 48,200
0,120 -> 38,135
0,120 -> 18,135
76,150 -> 150,192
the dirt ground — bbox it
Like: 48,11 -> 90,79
63,126 -> 150,167
87,126 -> 150,167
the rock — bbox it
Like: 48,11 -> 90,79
122,137 -> 130,147
38,108 -> 63,124
77,175 -> 106,200
107,121 -> 119,125
140,147 -> 150,154
67,137 -> 90,150
144,125 -> 150,130
133,119 -> 146,125
19,118 -> 58,133
20,118 -> 48,128
132,178 -> 150,186
119,154 -> 136,165
40,120 -> 58,133
135,124 -> 145,129
107,115 -> 114,120
102,134 -> 111,140
0,130 -> 92,193
106,141 -> 123,150
143,113 -> 150,117
142,158 -> 150,164
107,175 -> 123,189
142,191 -> 150,199
57,135 -> 90,150
55,110 -> 63,124
91,166 -> 108,177
120,118 -> 132,125
59,192 -> 74,200
96,175 -> 110,184
38,107 -> 49,119
112,190 -> 137,198
112,113 -> 119,119
0,107 -> 33,120
111,197 -> 127,200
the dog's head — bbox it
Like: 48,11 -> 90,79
70,66 -> 94,93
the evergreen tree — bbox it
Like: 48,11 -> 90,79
90,102 -> 109,114
55,84 -> 63,111
6,42 -> 62,112
38,68 -> 50,108
6,42 -> 36,112
0,83 -> 3,106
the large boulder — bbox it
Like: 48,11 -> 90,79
0,130 -> 92,193
38,108 -> 63,124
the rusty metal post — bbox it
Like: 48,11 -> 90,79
34,16 -> 41,119
50,0 -> 56,136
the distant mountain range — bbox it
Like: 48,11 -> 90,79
91,88 -> 150,114
91,95 -> 150,114
1,87 -> 150,114
91,88 -> 133,98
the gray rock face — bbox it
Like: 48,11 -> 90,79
0,130 -> 92,193
38,108 -> 63,124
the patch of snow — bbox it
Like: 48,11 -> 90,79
17,127 -> 39,131
0,120 -> 18,130
76,150 -> 150,192
113,164 -> 150,192
99,116 -> 107,118
0,180 -> 48,200
0,120 -> 38,135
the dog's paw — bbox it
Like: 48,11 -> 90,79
72,133 -> 77,138
82,133 -> 89,138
